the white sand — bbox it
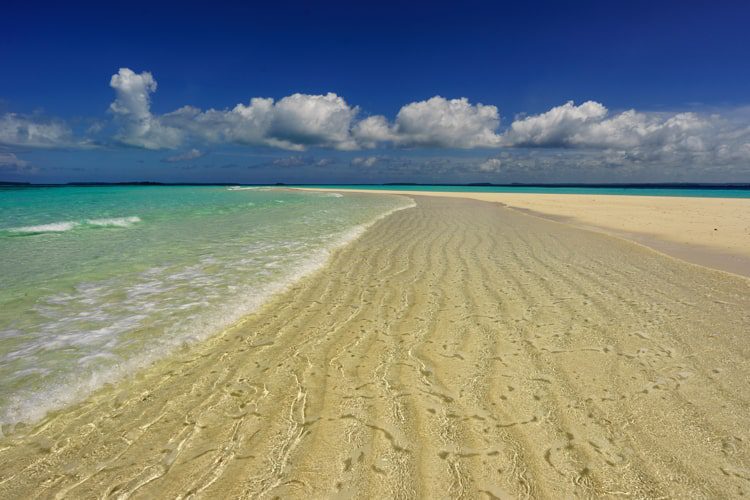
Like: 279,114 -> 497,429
1,196 -> 748,498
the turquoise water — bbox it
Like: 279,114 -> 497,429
0,186 -> 412,427
296,184 -> 750,198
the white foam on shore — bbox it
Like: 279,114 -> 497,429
86,216 -> 141,227
0,196 -> 416,432
6,216 -> 141,234
8,221 -> 80,233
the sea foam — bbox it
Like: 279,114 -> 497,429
9,221 -> 80,233
86,216 -> 141,227
0,190 -> 415,431
6,216 -> 141,234
228,186 -> 270,191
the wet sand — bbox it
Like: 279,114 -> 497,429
1,196 -> 749,498
300,188 -> 750,277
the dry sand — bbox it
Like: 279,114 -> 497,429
1,196 -> 749,498
300,188 -> 750,277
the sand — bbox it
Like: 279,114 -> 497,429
300,188 -> 750,277
1,195 -> 749,498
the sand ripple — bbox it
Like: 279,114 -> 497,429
1,196 -> 749,498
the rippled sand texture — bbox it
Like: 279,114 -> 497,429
299,187 -> 750,277
1,196 -> 749,498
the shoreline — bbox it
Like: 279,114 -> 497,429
1,195 -> 748,497
297,187 -> 750,278
0,192 -> 416,431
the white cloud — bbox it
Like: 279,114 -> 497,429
109,68 -> 183,149
503,101 -> 607,147
110,68 -> 362,151
266,155 -> 334,168
166,95 -> 361,151
464,147 -> 750,183
571,110 -> 713,151
0,113 -> 77,148
502,100 -> 750,167
354,97 -> 502,148
478,158 -> 503,172
352,116 -> 397,148
108,72 -> 506,151
268,93 -> 359,150
162,148 -> 204,162
7,67 -> 750,181
394,97 -> 502,148
351,156 -> 380,167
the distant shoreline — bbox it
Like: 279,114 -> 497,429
2,181 -> 750,190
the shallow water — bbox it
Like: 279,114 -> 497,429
0,185 -> 411,425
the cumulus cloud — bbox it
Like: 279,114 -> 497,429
503,101 -> 607,147
111,67 -> 749,168
267,93 -> 358,150
502,100 -> 750,166
109,68 -> 183,149
162,148 -> 204,163
394,97 -> 502,148
6,67 -> 750,182
109,68 -> 362,151
97,75 -> 750,168
354,97 -> 502,148
352,116 -> 396,148
0,113 -> 78,148
108,70 -> 505,151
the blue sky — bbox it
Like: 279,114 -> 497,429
2,0 -> 750,183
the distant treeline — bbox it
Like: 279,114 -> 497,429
2,181 -> 749,190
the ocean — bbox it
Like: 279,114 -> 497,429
0,185 -> 412,428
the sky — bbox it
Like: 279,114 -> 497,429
1,0 -> 750,184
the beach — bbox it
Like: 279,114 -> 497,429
300,188 -> 750,278
1,193 -> 749,498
